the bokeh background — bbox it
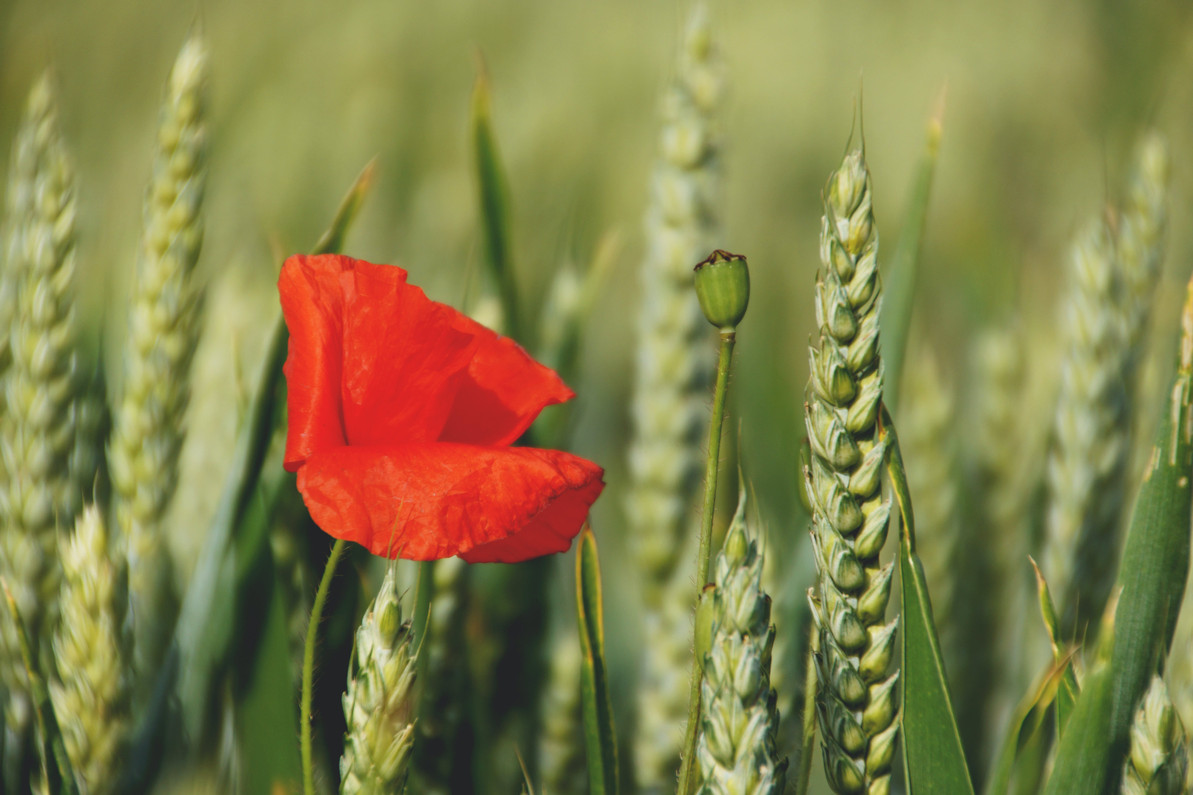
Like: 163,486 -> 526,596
3,0 -> 1193,790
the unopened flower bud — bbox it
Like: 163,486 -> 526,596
694,249 -> 749,331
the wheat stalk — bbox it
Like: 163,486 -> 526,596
340,565 -> 417,795
805,147 -> 899,795
1041,218 -> 1129,636
108,32 -> 208,680
696,490 -> 786,794
631,6 -> 725,788
0,73 -> 80,764
50,505 -> 132,795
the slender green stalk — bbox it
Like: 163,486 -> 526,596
411,560 -> 434,653
677,329 -> 736,795
302,537 -> 347,795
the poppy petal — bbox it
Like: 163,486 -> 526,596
280,254 -> 352,470
338,259 -> 479,447
438,316 -> 574,447
295,443 -> 605,561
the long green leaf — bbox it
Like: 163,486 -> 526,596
1042,594 -> 1119,795
880,99 -> 944,414
164,160 -> 374,746
576,523 -> 618,795
1104,277 -> 1193,789
234,536 -> 303,795
1027,559 -> 1079,736
882,405 -> 974,795
471,64 -> 520,341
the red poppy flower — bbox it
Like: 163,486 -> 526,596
279,254 -> 605,562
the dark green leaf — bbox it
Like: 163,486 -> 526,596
1104,281 -> 1193,791
234,541 -> 303,795
471,64 -> 520,341
168,161 -> 375,744
880,101 -> 943,415
576,524 -> 618,795
882,405 -> 974,795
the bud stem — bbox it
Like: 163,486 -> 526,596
302,537 -> 347,795
676,329 -> 736,793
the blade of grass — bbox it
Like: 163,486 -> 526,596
880,96 -> 944,415
882,404 -> 974,795
1104,275 -> 1193,789
1029,559 -> 1079,735
1,579 -> 76,795
983,658 -> 1070,795
115,157 -> 376,768
1041,593 -> 1119,795
576,523 -> 618,795
471,61 -> 519,342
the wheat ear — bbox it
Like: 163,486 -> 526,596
108,32 -> 207,679
805,148 -> 899,795
1120,676 -> 1188,795
340,565 -> 418,795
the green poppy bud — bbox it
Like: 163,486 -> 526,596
694,249 -> 749,331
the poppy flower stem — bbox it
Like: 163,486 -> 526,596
676,329 -> 736,794
301,537 -> 347,795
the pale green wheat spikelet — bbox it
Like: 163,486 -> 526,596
0,73 -> 80,756
1116,131 -> 1169,384
50,505 -> 132,795
538,629 -> 585,794
631,9 -> 724,788
341,565 -> 417,795
805,148 -> 899,795
626,3 -> 723,599
1120,676 -> 1188,795
637,526 -> 704,789
1042,218 -> 1129,636
696,491 -> 786,794
108,32 -> 207,679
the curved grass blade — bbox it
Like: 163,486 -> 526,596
1,580 -> 76,795
1041,593 -> 1119,795
983,657 -> 1070,795
576,523 -> 618,795
471,61 -> 520,341
882,405 -> 974,795
118,163 -> 375,784
880,97 -> 944,414
1028,559 -> 1079,736
1104,275 -> 1193,787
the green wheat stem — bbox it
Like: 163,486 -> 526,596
677,329 -> 736,794
302,537 -> 347,795
411,560 -> 434,653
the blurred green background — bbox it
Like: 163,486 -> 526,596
3,0 -> 1193,788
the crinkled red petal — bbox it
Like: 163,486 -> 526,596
294,443 -> 605,561
438,318 -> 575,447
337,259 -> 478,447
280,254 -> 354,471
